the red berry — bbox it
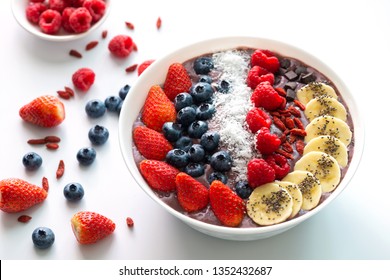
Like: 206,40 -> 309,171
30,0 -> 46,2
69,7 -> 92,33
108,35 -> 134,58
251,81 -> 284,111
139,160 -> 179,192
245,107 -> 271,133
247,158 -> 275,188
72,67 -> 95,91
247,65 -> 275,89
48,0 -> 68,13
163,63 -> 192,101
251,49 -> 280,73
62,7 -> 76,32
133,126 -> 173,160
255,127 -> 281,155
138,59 -> 155,76
39,9 -> 62,34
26,3 -> 47,24
82,0 -> 106,23
264,154 -> 290,180
176,172 -> 209,212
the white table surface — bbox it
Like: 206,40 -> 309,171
1,0 -> 389,260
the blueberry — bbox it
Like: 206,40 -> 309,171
88,125 -> 109,145
177,106 -> 197,127
162,122 -> 182,142
22,152 -> 42,171
188,144 -> 205,162
85,99 -> 106,118
105,95 -> 122,112
235,181 -> 252,199
194,57 -> 214,74
199,75 -> 212,84
32,227 -> 55,249
187,120 -> 208,138
190,82 -> 214,103
119,84 -> 131,100
63,182 -> 84,202
184,162 -> 205,177
76,147 -> 96,166
208,172 -> 228,184
166,149 -> 189,168
196,103 -> 216,120
174,92 -> 193,111
218,80 -> 230,93
200,131 -> 220,152
174,136 -> 193,152
210,150 -> 232,172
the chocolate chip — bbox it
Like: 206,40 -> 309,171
284,81 -> 297,90
285,70 -> 298,81
295,66 -> 307,75
301,72 -> 316,84
279,58 -> 291,69
286,89 -> 296,101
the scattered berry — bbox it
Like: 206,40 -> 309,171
22,152 -> 43,171
247,158 -> 275,188
133,126 -> 173,160
207,172 -> 228,185
166,149 -> 189,168
104,96 -> 122,112
76,147 -> 96,166
82,0 -> 106,22
196,103 -> 215,120
177,106 -> 197,127
162,122 -> 183,142
163,63 -> 192,101
187,120 -> 208,139
88,125 -> 109,145
251,49 -> 280,73
234,181 -> 252,199
193,57 -> 214,75
210,150 -> 232,172
139,160 -> 179,192
190,82 -> 214,103
63,182 -> 84,201
26,3 -> 47,24
72,67 -> 95,91
85,99 -> 106,118
32,227 -> 55,249
126,217 -> 134,227
108,35 -> 134,58
174,136 -> 193,152
18,215 -> 32,223
245,107 -> 271,133
174,92 -> 193,111
251,82 -> 284,111
39,9 -> 62,34
187,144 -> 205,163
119,84 -> 131,100
200,131 -> 220,152
256,127 -> 281,155
69,7 -> 92,33
175,172 -> 209,212
138,60 -> 155,76
184,162 -> 205,177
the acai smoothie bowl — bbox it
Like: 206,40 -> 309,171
118,37 -> 363,241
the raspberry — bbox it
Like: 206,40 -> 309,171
83,0 -> 106,23
108,35 -> 134,58
72,68 -> 95,91
39,9 -> 62,34
247,158 -> 275,188
62,7 -> 76,32
138,59 -> 155,76
264,154 -> 290,180
48,0 -> 68,13
26,3 -> 48,24
245,107 -> 271,133
255,127 -> 281,155
251,49 -> 280,73
247,65 -> 275,89
251,81 -> 284,111
30,0 -> 46,2
69,7 -> 92,33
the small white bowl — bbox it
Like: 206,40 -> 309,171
118,36 -> 364,241
11,0 -> 111,42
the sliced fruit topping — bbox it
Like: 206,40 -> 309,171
275,181 -> 303,219
296,82 -> 338,105
305,96 -> 347,122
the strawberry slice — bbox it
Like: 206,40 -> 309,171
139,160 -> 179,192
141,85 -> 176,132
175,172 -> 209,212
133,126 -> 173,160
209,180 -> 245,227
0,178 -> 48,213
19,95 -> 65,127
163,63 -> 192,101
71,211 -> 115,244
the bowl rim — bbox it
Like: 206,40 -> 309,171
118,36 -> 364,237
11,0 -> 111,42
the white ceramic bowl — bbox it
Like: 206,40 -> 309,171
11,0 -> 111,42
118,37 -> 364,241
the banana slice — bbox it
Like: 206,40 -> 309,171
305,96 -> 347,122
282,171 -> 322,211
246,183 -> 293,226
304,135 -> 348,167
305,115 -> 352,146
297,82 -> 338,105
294,151 -> 340,192
275,181 -> 303,219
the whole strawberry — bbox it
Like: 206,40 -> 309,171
71,211 -> 115,244
175,172 -> 209,212
209,180 -> 245,227
19,95 -> 65,127
0,178 -> 48,213
247,158 -> 275,188
141,85 -> 176,132
256,127 -> 281,155
139,160 -> 179,192
133,126 -> 173,160
251,82 -> 284,111
163,63 -> 192,101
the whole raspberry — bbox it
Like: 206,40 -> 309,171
26,3 -> 48,24
247,158 -> 275,188
247,65 -> 275,89
256,127 -> 281,155
39,9 -> 62,34
62,7 -> 76,33
72,68 -> 95,91
30,0 -> 46,2
69,7 -> 92,33
108,35 -> 134,58
264,154 -> 290,180
83,0 -> 106,23
245,107 -> 271,133
138,59 -> 155,76
251,81 -> 284,111
251,49 -> 280,73
48,0 -> 68,13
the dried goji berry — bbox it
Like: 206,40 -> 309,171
290,128 -> 307,137
273,116 -> 286,131
296,140 -> 305,155
285,118 -> 295,129
294,117 -> 305,130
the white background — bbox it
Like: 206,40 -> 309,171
1,0 -> 389,260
